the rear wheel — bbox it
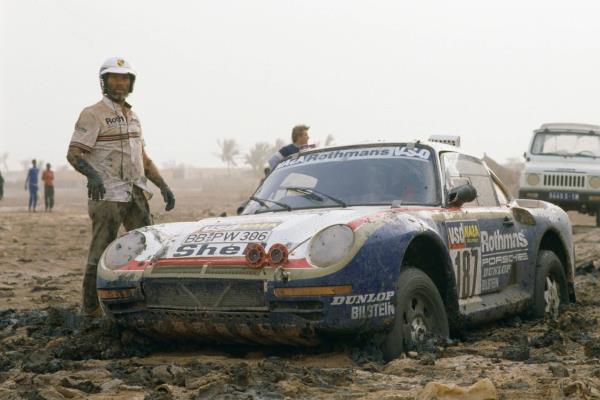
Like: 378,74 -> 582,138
382,267 -> 449,361
531,250 -> 569,320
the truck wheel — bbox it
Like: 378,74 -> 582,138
382,267 -> 449,361
530,250 -> 569,320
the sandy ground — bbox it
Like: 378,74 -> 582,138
1,186 -> 600,399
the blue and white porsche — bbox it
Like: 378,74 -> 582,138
97,139 -> 575,359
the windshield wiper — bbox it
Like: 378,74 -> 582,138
283,186 -> 347,208
249,196 -> 292,211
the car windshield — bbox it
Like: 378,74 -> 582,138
531,132 -> 600,157
242,145 -> 439,214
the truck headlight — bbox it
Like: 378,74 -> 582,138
103,231 -> 146,270
589,176 -> 600,189
308,225 -> 354,268
526,173 -> 540,186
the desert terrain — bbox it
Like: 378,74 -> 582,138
1,172 -> 600,400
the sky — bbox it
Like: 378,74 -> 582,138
2,0 -> 600,171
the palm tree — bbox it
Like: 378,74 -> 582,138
324,134 -> 335,146
244,142 -> 272,175
217,139 -> 240,171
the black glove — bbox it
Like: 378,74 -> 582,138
160,185 -> 175,211
87,174 -> 106,201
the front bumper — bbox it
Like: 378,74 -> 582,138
110,308 -> 321,346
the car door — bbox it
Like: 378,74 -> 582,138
441,152 -> 524,300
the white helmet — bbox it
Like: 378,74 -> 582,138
99,57 -> 136,96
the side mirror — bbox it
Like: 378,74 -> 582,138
447,184 -> 477,207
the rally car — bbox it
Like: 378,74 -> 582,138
97,138 -> 575,360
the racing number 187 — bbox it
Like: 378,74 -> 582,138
455,248 -> 479,298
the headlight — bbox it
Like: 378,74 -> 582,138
103,231 -> 146,270
308,225 -> 354,268
589,176 -> 600,189
526,173 -> 540,186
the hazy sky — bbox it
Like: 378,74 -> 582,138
2,0 -> 600,171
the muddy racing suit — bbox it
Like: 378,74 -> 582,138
70,96 -> 153,314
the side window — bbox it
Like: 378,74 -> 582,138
441,152 -> 498,207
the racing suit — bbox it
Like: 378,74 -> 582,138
69,95 -> 153,314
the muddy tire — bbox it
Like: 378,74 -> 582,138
531,250 -> 569,320
382,267 -> 449,361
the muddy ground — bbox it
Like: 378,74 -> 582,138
1,185 -> 600,399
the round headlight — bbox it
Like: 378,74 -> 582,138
308,225 -> 354,268
103,231 -> 146,270
589,176 -> 600,189
526,173 -> 540,186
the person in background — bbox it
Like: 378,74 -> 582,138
24,159 -> 39,212
0,170 -> 4,200
267,124 -> 313,170
42,163 -> 55,212
67,56 -> 175,317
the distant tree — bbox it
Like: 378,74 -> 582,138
244,142 -> 272,175
272,138 -> 285,152
324,134 -> 335,146
217,139 -> 240,171
0,152 -> 8,171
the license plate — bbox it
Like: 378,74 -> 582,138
183,230 -> 271,244
548,191 -> 579,201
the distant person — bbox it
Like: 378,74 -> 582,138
24,159 -> 39,212
0,170 -> 4,200
42,163 -> 55,212
66,56 -> 175,317
267,124 -> 314,169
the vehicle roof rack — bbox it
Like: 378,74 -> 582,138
428,135 -> 461,147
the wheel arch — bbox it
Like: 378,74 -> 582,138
538,228 -> 576,302
401,231 -> 461,335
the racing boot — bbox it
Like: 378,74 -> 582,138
81,269 -> 102,317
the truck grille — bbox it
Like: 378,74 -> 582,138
143,278 -> 266,310
543,174 -> 585,188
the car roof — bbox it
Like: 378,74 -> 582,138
537,122 -> 600,134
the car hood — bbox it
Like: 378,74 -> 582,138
137,206 -> 391,262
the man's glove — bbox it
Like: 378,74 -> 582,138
160,185 -> 175,211
87,174 -> 106,201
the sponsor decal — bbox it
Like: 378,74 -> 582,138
331,291 -> 395,320
447,221 -> 480,250
277,146 -> 432,169
172,243 -> 245,258
447,220 -> 529,298
75,124 -> 88,133
105,115 -> 125,126
199,222 -> 280,232
117,59 -> 125,66
480,230 -> 528,253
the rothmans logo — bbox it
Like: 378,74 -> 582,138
117,59 -> 125,67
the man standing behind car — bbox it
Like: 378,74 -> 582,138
66,56 -> 176,316
267,124 -> 313,170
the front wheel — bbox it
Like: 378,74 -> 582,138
382,267 -> 449,361
531,250 -> 569,320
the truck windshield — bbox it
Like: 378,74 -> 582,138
531,132 -> 600,157
242,145 -> 439,214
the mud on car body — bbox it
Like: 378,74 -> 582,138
97,140 -> 575,360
